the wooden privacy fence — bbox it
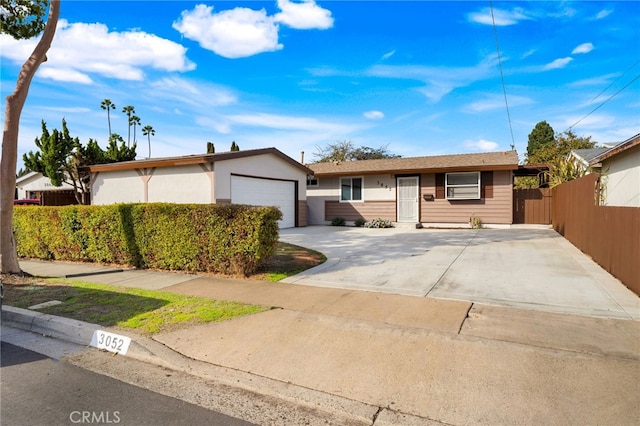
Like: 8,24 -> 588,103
552,174 -> 640,296
513,188 -> 552,224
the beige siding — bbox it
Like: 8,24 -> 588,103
420,170 -> 513,224
298,200 -> 308,227
325,200 -> 396,221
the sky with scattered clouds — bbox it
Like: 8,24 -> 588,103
1,0 -> 638,168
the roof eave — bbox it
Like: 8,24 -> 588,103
312,163 -> 518,177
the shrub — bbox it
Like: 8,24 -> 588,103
13,203 -> 281,276
354,218 -> 366,227
470,215 -> 482,229
364,218 -> 394,228
331,217 -> 346,226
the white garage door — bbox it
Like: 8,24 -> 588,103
231,176 -> 296,228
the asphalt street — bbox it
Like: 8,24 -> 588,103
0,342 -> 253,426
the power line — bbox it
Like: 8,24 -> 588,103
490,0 -> 516,151
590,59 -> 640,103
566,73 -> 640,132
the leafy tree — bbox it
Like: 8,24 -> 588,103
142,125 -> 155,158
526,121 -> 555,163
100,99 -> 116,136
230,141 -> 239,151
103,133 -> 137,163
23,123 -> 136,204
23,119 -> 89,204
544,157 -> 587,188
121,105 -> 135,146
1,0 -> 60,273
206,141 -> 215,154
528,130 -> 596,164
313,140 -> 401,162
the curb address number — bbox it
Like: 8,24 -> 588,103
90,330 -> 131,355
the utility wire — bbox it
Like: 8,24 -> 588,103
589,59 -> 639,103
490,0 -> 516,150
566,73 -> 640,132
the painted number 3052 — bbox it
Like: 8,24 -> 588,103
90,330 -> 131,355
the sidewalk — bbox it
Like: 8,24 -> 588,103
3,260 -> 639,425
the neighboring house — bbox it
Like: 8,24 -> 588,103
306,151 -> 519,226
86,147 -> 313,228
567,147 -> 610,173
15,171 -> 79,205
589,133 -> 640,207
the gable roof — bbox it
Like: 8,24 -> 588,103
569,147 -> 610,166
85,147 -> 314,175
309,151 -> 519,177
589,133 -> 640,165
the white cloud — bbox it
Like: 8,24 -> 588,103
569,73 -> 619,87
274,0 -> 334,30
0,19 -> 194,83
543,57 -> 573,70
226,112 -> 356,134
593,9 -> 613,20
467,7 -> 531,26
149,77 -> 237,108
464,94 -> 534,113
521,49 -> 536,59
173,5 -> 282,59
464,139 -> 499,151
367,54 -> 500,102
572,43 -> 594,54
381,49 -> 396,60
363,111 -> 384,120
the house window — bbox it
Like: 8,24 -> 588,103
307,177 -> 319,187
340,177 -> 362,201
446,172 -> 480,200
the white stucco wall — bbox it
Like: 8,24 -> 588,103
602,145 -> 640,207
148,165 -> 211,204
92,170 -> 144,204
214,155 -> 307,200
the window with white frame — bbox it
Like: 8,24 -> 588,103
446,172 -> 480,200
340,177 -> 363,201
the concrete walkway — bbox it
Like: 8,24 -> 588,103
279,227 -> 640,320
6,259 -> 640,425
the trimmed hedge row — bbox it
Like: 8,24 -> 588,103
13,203 -> 282,276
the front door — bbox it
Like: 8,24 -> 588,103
397,176 -> 419,222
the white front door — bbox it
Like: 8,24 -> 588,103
397,177 -> 419,222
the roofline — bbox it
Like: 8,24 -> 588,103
589,133 -> 640,165
15,170 -> 41,184
85,147 -> 314,175
312,163 -> 517,178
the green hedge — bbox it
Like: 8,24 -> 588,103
13,203 -> 282,276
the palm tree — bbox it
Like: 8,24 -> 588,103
121,105 -> 135,146
142,125 -> 155,158
100,99 -> 116,136
130,115 -> 141,144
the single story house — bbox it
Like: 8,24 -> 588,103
15,171 -> 79,205
306,150 -> 519,226
86,147 -> 314,228
567,147 -> 610,173
588,133 -> 639,207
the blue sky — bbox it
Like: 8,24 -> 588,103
1,1 -> 639,169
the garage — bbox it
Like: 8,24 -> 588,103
231,175 -> 296,228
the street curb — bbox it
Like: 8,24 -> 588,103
1,305 -> 437,425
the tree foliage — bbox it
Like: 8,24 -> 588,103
544,157 -> 587,188
206,141 -> 215,154
23,121 -> 136,204
527,129 -> 596,164
313,140 -> 401,162
0,0 -> 48,39
230,141 -> 239,151
526,121 -> 555,162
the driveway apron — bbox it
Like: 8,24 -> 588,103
279,227 -> 639,320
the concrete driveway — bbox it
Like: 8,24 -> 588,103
280,226 -> 639,320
